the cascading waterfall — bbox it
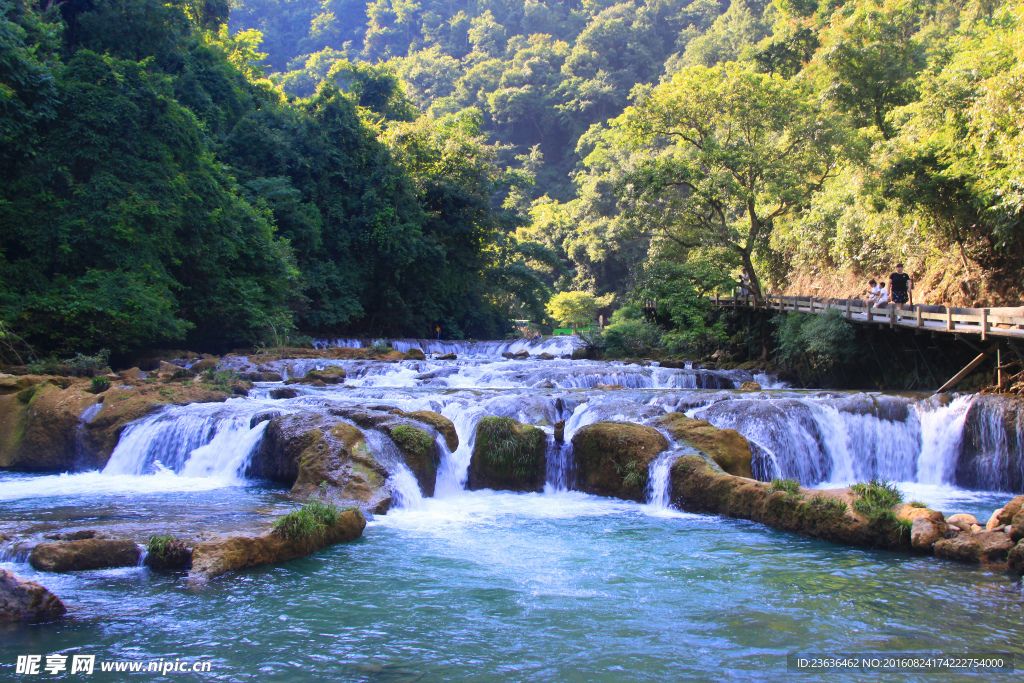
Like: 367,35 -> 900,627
646,452 -> 684,510
102,404 -> 268,482
361,431 -> 424,509
36,349 -> 1023,503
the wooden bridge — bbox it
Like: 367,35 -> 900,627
711,294 -> 1024,392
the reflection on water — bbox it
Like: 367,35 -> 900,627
3,490 -> 1023,682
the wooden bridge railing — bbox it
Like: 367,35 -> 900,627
711,294 -> 1024,340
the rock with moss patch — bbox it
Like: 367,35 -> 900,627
1,569 -> 66,621
29,539 -> 141,572
188,507 -> 365,584
386,424 -> 440,496
572,421 -> 668,501
404,349 -> 426,361
933,531 -> 1014,564
655,413 -> 752,479
403,411 -> 458,452
468,417 -> 547,492
248,414 -> 389,509
669,456 -> 911,550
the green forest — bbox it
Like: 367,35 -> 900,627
2,0 -> 1022,357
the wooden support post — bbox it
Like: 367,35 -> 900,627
845,300 -> 851,320
997,346 -> 1002,391
915,306 -> 923,328
946,308 -> 953,331
715,293 -> 719,306
890,304 -> 896,329
867,303 -> 873,323
981,308 -> 989,341
809,298 -> 815,314
935,344 -> 998,394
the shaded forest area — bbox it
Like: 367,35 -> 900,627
1,0 -> 556,358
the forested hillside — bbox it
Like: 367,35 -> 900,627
236,0 -> 1023,314
2,0 -> 1021,360
0,0 -> 553,357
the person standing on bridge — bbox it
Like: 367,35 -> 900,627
887,263 -> 913,308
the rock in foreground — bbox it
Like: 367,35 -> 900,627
188,507 -> 366,583
29,539 -> 141,572
0,569 -> 66,621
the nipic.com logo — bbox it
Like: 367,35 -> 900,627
15,654 -> 213,676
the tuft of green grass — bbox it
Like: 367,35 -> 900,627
808,495 -> 848,517
369,339 -> 394,354
850,479 -> 903,518
90,376 -> 110,393
769,478 -> 801,495
909,501 -> 927,508
477,417 -> 542,477
273,498 -> 340,542
147,534 -> 189,569
613,459 -> 648,493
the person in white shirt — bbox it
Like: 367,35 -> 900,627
868,279 -> 888,306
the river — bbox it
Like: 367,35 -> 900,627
1,339 -> 1022,681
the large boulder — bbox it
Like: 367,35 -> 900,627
997,495 -> 1024,525
249,413 -> 389,509
910,517 -> 948,553
933,531 -> 1015,564
188,507 -> 365,584
654,413 -> 753,478
404,348 -> 426,361
0,569 -> 66,621
468,417 -> 547,492
572,421 -> 668,501
0,380 -> 98,471
29,539 -> 141,572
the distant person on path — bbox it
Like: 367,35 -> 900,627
435,324 -> 441,340
869,279 -> 888,307
888,263 -> 913,307
738,267 -> 752,297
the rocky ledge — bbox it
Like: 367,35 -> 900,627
188,507 -> 366,584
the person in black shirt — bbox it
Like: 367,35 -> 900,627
888,263 -> 913,306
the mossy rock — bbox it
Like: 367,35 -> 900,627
571,421 -> 668,501
468,417 -> 547,492
404,410 -> 458,452
655,413 -> 753,478
668,455 -> 911,550
387,424 -> 440,497
404,348 -> 426,360
0,381 -> 99,471
249,414 -> 388,508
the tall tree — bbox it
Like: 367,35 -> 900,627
616,64 -> 847,297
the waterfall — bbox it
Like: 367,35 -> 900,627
312,336 -> 583,358
646,452 -> 683,510
955,396 -> 1024,492
362,431 -> 424,509
102,405 -> 266,482
434,404 -> 488,496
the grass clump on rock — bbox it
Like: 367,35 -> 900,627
477,417 -> 543,478
614,459 -> 648,493
851,479 -> 909,539
90,377 -> 110,393
769,478 -> 800,495
273,498 -> 341,542
147,534 -> 190,570
808,495 -> 848,518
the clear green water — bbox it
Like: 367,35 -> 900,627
3,490 -> 1022,682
